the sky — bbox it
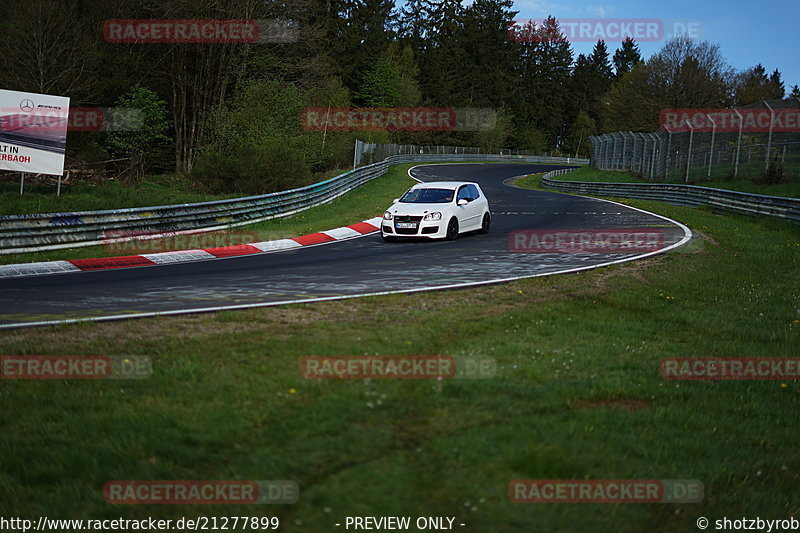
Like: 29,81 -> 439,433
511,0 -> 800,90
412,0 -> 800,91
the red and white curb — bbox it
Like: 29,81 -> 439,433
0,217 -> 383,279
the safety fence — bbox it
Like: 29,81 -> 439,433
589,101 -> 800,183
354,140 -> 581,167
542,168 -> 800,223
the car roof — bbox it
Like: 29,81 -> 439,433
410,181 -> 478,190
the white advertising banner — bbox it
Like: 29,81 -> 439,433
0,89 -> 70,176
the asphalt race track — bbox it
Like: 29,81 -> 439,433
0,163 -> 691,329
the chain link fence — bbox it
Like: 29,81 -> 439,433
354,140 -> 577,167
590,100 -> 800,183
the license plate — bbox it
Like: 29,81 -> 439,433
396,222 -> 416,229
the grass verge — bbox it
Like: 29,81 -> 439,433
0,180 -> 798,531
0,165 -> 416,265
0,168 -> 352,216
555,165 -> 800,198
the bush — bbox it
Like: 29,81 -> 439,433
193,143 -> 310,195
105,85 -> 171,182
758,155 -> 788,185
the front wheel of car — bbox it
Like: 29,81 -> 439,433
445,218 -> 459,241
479,212 -> 491,234
382,233 -> 397,242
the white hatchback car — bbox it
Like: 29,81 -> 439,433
381,181 -> 491,241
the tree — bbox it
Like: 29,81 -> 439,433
647,36 -> 731,109
356,58 -> 402,107
590,41 -> 614,81
515,16 -> 573,147
601,63 -> 661,132
0,0 -> 102,101
106,86 -> 170,182
583,40 -> 614,125
453,0 -> 518,107
612,37 -> 641,79
768,69 -> 785,99
570,54 -> 593,116
332,0 -> 397,92
790,85 -> 800,99
735,64 -> 785,105
564,111 -> 596,157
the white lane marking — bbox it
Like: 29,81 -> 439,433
323,227 -> 362,240
143,250 -> 217,264
0,260 -> 81,278
251,239 -> 303,252
363,217 -> 383,228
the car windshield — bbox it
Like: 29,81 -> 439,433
399,188 -> 454,203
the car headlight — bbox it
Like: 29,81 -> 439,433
423,212 -> 442,221
383,211 -> 393,220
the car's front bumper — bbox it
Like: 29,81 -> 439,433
381,217 -> 446,239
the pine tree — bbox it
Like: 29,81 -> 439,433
457,0 -> 518,107
590,40 -> 614,81
516,16 -> 573,147
332,0 -> 398,93
736,64 -> 771,105
612,37 -> 641,79
768,69 -> 785,99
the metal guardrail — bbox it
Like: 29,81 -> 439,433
0,153 -> 586,254
542,168 -> 800,223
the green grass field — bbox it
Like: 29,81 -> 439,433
1,165 -> 798,532
0,168 -> 351,216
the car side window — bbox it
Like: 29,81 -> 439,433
457,186 -> 471,202
468,184 -> 480,200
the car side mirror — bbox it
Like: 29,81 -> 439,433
393,198 -> 400,203
457,198 -> 468,206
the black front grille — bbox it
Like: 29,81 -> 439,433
395,226 -> 419,235
394,215 -> 423,223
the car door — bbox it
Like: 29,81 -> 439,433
456,185 -> 481,230
467,184 -> 487,229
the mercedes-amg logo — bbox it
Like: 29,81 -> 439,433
20,99 -> 34,112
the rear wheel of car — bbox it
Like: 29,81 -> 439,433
445,218 -> 459,241
479,212 -> 491,234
